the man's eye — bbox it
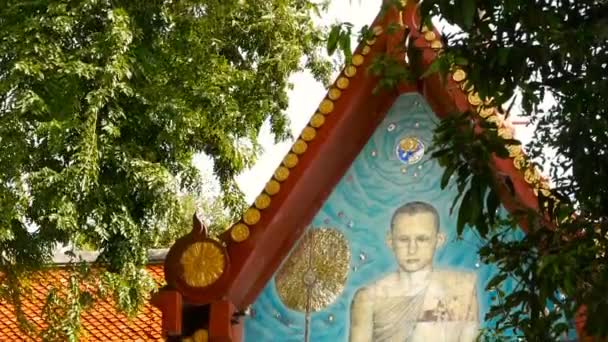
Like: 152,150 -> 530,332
399,237 -> 410,242
417,236 -> 430,242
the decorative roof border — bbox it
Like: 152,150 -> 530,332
225,26 -> 385,245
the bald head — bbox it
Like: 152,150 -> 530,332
390,201 -> 440,233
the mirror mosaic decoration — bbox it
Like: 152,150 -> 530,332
244,93 -> 519,341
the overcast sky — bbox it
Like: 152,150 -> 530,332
194,0 -> 535,203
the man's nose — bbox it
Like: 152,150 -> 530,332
407,240 -> 417,254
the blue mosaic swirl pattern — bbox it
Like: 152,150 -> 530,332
244,93 -> 516,341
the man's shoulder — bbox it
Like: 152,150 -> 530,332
353,272 -> 399,297
431,268 -> 477,291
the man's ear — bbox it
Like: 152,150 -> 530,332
436,231 -> 446,248
385,231 -> 393,247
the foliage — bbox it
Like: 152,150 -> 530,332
419,0 -> 608,338
152,192 -> 233,247
332,0 -> 608,339
0,0 -> 330,339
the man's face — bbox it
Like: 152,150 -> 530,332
390,212 -> 441,272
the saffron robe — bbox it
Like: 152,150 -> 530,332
349,269 -> 478,342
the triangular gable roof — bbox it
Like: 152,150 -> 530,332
162,1 -> 547,315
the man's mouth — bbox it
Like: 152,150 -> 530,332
406,259 -> 420,264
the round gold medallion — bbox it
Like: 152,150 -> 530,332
275,228 -> 350,312
507,144 -> 522,158
265,180 -> 281,195
452,69 -> 467,82
180,241 -> 225,288
486,114 -> 502,125
319,99 -> 334,114
283,153 -> 299,168
372,25 -> 383,36
478,106 -> 495,118
424,31 -> 436,41
328,88 -> 341,100
352,54 -> 364,66
243,207 -> 261,225
513,155 -> 527,170
231,223 -> 250,242
301,127 -> 317,142
431,40 -> 443,49
498,127 -> 513,140
344,65 -> 357,77
336,77 -> 350,90
361,46 -> 371,55
468,92 -> 482,106
274,166 -> 290,181
255,193 -> 271,209
292,139 -> 308,155
310,114 -> 325,128
524,167 -> 540,185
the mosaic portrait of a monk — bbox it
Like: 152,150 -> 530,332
349,201 -> 479,342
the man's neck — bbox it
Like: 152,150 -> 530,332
397,267 -> 432,293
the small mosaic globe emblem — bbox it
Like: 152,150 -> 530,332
396,136 -> 425,165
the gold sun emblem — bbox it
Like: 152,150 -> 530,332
275,228 -> 350,312
399,137 -> 419,152
180,241 -> 225,288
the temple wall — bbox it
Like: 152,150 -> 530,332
243,93 -> 519,341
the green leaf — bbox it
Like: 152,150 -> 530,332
457,188 -> 473,235
441,162 -> 457,189
327,25 -> 341,56
486,273 -> 508,290
421,58 -> 443,78
486,188 -> 500,225
461,0 -> 476,29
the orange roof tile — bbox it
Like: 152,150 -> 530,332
0,265 -> 165,341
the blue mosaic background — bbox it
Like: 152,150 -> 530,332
244,93 -> 516,341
